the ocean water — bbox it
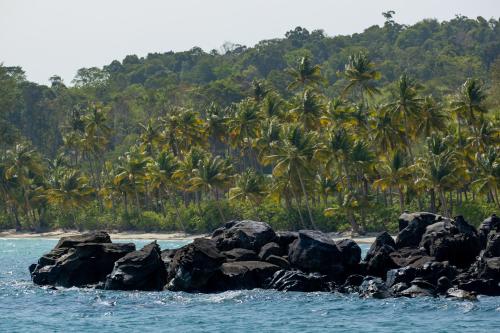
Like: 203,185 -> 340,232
0,239 -> 499,333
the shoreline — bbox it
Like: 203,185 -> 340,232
0,230 -> 378,244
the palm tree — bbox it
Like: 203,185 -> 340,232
415,96 -> 448,138
46,170 -> 94,226
472,147 -> 500,208
139,119 -> 162,155
286,56 -> 326,91
229,169 -> 267,217
263,125 -> 318,229
251,79 -> 270,102
290,89 -> 325,130
340,52 -> 381,105
373,150 -> 412,211
189,155 -> 233,222
451,78 -> 488,132
386,73 -> 423,159
370,109 -> 404,152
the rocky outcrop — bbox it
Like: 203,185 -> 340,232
30,232 -> 134,287
29,212 -> 500,298
105,242 -> 166,291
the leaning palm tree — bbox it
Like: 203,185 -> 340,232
229,169 -> 267,218
451,78 -> 488,132
286,56 -> 326,91
415,96 -> 448,138
340,52 -> 381,105
263,125 -> 318,229
189,155 -> 233,223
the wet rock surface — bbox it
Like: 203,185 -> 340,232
29,213 -> 500,297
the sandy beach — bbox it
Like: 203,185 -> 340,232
0,229 -> 378,244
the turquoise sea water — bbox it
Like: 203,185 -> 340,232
0,239 -> 499,333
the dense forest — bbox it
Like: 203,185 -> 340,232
0,14 -> 499,234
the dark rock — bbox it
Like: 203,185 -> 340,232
335,239 -> 361,267
344,274 -> 364,287
105,242 -> 166,291
161,249 -> 178,273
420,218 -> 480,268
222,248 -> 259,262
212,261 -> 280,290
259,242 -> 283,260
267,269 -> 329,292
31,242 -> 135,287
275,231 -> 298,253
288,230 -> 344,277
478,214 -> 500,248
265,255 -> 290,269
477,257 -> 500,280
55,231 -> 111,249
167,238 -> 225,292
359,277 -> 391,299
484,231 -> 500,257
365,232 -> 395,262
457,278 -> 500,296
386,266 -> 417,287
396,212 -> 439,248
212,220 -> 276,252
365,245 -> 397,278
418,261 -> 458,286
390,247 -> 434,268
437,276 -> 452,293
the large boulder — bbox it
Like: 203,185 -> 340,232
54,231 -> 111,249
419,217 -> 480,268
478,214 -> 500,248
288,230 -> 344,277
275,231 -> 298,253
335,239 -> 361,268
210,261 -> 280,291
259,242 -> 283,260
396,212 -> 439,248
267,269 -> 329,292
364,232 -> 397,278
30,232 -> 134,287
212,220 -> 276,252
166,238 -> 225,292
105,242 -> 166,291
389,247 -> 434,269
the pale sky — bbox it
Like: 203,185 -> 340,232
1,0 -> 499,85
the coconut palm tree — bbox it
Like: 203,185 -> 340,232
290,89 -> 325,130
263,125 -> 318,229
472,147 -> 500,208
340,52 -> 381,105
189,155 -> 233,222
451,78 -> 488,131
229,169 -> 267,217
286,56 -> 326,91
386,73 -> 423,159
46,170 -> 94,226
373,150 -> 412,211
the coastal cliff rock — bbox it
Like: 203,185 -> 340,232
105,242 -> 166,291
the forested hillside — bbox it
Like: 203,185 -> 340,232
0,14 -> 499,233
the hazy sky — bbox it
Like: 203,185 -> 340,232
1,0 -> 499,85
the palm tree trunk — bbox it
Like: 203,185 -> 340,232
213,189 -> 225,223
290,184 -> 306,229
296,170 -> 317,230
398,186 -> 404,212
